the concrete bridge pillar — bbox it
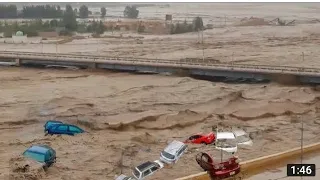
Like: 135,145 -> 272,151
15,58 -> 21,66
89,62 -> 97,69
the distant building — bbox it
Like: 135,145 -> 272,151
12,31 -> 27,43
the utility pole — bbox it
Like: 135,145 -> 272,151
201,29 -> 204,62
232,52 -> 234,63
215,125 -> 223,163
300,116 -> 303,180
56,42 -> 58,55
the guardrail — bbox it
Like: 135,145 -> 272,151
1,51 -> 320,76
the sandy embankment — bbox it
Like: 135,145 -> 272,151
0,67 -> 319,179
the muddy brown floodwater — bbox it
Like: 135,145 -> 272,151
0,66 -> 320,180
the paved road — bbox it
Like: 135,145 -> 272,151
249,153 -> 320,180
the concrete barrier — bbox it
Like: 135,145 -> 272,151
175,142 -> 320,180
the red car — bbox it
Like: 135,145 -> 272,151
196,150 -> 241,179
184,132 -> 215,145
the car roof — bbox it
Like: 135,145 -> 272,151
26,145 -> 51,154
164,140 -> 186,154
51,123 -> 80,128
232,129 -> 246,136
136,161 -> 155,172
216,132 -> 235,139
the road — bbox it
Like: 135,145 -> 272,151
249,153 -> 320,180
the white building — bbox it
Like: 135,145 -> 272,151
12,31 -> 28,43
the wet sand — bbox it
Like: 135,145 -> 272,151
0,67 -> 320,180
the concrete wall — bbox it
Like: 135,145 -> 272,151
12,35 -> 28,43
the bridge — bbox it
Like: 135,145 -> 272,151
1,51 -> 320,84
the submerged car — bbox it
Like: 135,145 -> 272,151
160,140 -> 188,164
232,129 -> 253,147
196,150 -> 240,179
215,132 -> 238,154
46,123 -> 85,136
22,145 -> 56,169
44,120 -> 63,133
115,174 -> 136,180
132,160 -> 164,180
184,132 -> 215,145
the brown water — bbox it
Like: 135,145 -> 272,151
0,67 -> 320,180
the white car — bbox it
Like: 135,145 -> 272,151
215,132 -> 238,154
132,160 -> 164,180
159,140 -> 188,164
232,129 -> 253,146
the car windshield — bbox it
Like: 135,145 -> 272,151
216,139 -> 237,148
208,149 -> 234,161
133,169 -> 140,178
23,151 -> 45,162
45,121 -> 61,128
161,151 -> 175,159
236,134 -> 251,143
153,162 -> 160,168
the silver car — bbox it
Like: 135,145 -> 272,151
132,160 -> 164,180
160,140 -> 188,164
232,129 -> 253,146
115,174 -> 136,180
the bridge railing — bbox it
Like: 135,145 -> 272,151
1,51 -> 320,75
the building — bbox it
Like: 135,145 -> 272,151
12,31 -> 27,43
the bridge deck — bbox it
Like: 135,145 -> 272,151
1,51 -> 320,84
